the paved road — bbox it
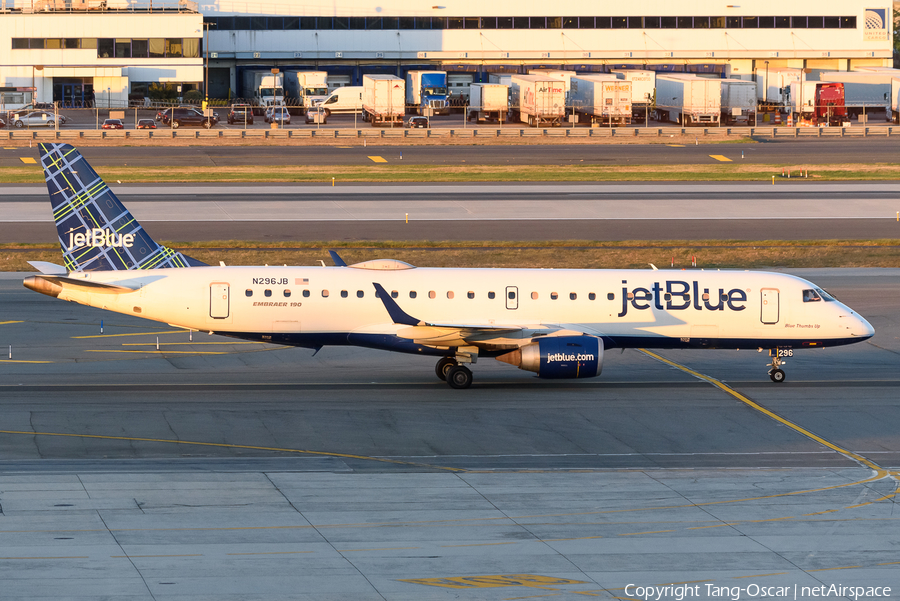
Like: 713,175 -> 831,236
2,269 -> 898,599
1,269 -> 897,469
4,183 -> 900,242
2,139 -> 899,166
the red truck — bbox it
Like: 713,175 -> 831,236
790,81 -> 847,126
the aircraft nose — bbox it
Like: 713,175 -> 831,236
851,313 -> 875,339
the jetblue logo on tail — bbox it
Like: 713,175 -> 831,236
68,228 -> 135,250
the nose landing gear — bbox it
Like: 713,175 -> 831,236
767,347 -> 791,383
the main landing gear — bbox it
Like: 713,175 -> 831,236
435,356 -> 474,389
767,347 -> 791,383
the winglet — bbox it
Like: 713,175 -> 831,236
372,282 -> 421,326
329,250 -> 347,267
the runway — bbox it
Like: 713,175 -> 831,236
1,269 -> 899,599
4,182 -> 900,242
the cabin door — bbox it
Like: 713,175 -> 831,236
210,282 -> 230,319
760,288 -> 779,324
506,286 -> 518,310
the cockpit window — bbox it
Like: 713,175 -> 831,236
802,289 -> 821,302
816,287 -> 837,302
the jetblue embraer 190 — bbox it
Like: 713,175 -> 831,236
24,143 -> 874,388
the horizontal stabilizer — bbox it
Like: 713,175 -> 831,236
23,274 -> 136,298
28,261 -> 67,275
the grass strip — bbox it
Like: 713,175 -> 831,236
5,240 -> 900,271
3,163 -> 900,183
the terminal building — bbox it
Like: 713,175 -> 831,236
0,0 -> 895,106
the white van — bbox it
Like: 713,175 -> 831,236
317,86 -> 363,115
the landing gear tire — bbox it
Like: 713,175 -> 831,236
435,357 -> 458,382
446,365 -> 473,389
769,369 -> 786,383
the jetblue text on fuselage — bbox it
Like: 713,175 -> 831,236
619,280 -> 747,317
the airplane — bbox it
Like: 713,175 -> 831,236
24,143 -> 874,389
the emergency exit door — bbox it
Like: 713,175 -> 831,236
760,288 -> 779,324
210,283 -> 230,319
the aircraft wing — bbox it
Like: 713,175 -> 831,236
372,282 -> 580,346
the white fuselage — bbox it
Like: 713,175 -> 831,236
49,265 -> 873,353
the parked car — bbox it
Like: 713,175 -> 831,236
265,105 -> 291,124
137,119 -> 156,129
161,107 -> 219,129
407,116 -> 429,128
11,111 -> 67,128
227,104 -> 254,125
102,119 -> 124,130
304,105 -> 327,124
0,117 -> 5,128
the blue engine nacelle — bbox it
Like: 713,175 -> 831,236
497,336 -> 603,379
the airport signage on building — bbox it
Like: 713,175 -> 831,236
863,8 -> 889,41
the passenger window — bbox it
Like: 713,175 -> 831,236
551,292 -> 558,300
429,291 -> 436,299
508,291 -> 516,300
589,293 -> 596,301
447,291 -> 454,299
467,291 -> 475,299
357,290 -> 364,298
702,293 -> 710,301
341,290 -> 348,298
488,291 -> 495,299
322,290 -> 329,297
569,293 -> 577,300
302,289 -> 310,298
245,289 -> 253,297
627,292 -> 634,300
391,290 -> 399,298
607,293 -> 614,300
664,293 -> 672,301
284,289 -> 291,297
721,293 -> 728,301
410,291 -> 417,299
803,289 -> 822,302
264,289 -> 272,297
531,292 -> 538,300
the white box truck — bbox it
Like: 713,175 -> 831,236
362,74 -> 405,126
467,83 -> 508,123
241,70 -> 284,113
488,73 -> 512,87
509,74 -> 566,127
756,68 -> 801,108
720,79 -> 757,125
284,71 -> 328,110
819,71 -> 893,118
655,74 -> 721,126
892,78 -> 900,124
569,75 -> 632,125
612,70 -> 656,119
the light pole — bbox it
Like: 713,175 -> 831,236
203,23 -> 209,109
764,60 -> 769,104
107,87 -> 111,109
